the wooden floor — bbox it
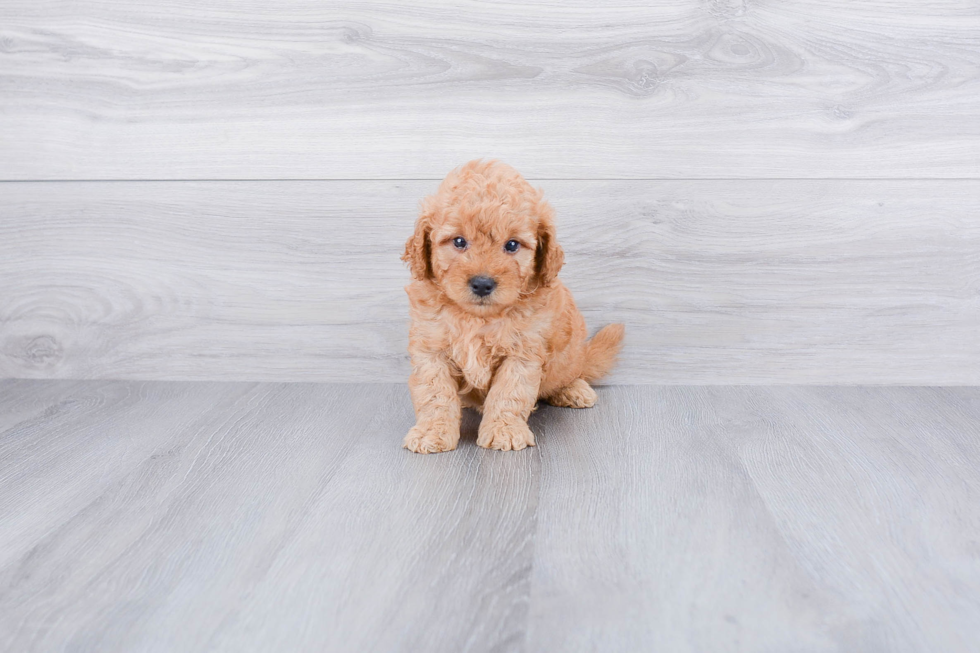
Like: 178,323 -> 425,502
2,380 -> 978,652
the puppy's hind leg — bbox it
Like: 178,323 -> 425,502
545,378 -> 597,409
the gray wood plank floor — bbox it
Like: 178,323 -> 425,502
2,1 -> 979,179
3,180 -> 978,384
2,381 -> 978,652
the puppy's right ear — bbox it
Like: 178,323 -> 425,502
534,197 -> 564,287
402,203 -> 434,281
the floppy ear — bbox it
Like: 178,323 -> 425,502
402,204 -> 434,281
534,200 -> 564,286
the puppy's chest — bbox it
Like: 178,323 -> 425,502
448,330 -> 512,392
450,335 -> 504,391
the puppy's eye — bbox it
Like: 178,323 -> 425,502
504,239 -> 520,253
452,237 -> 467,249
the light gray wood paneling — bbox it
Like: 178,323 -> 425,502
2,381 -> 980,651
0,381 -> 537,653
1,1 -> 979,179
0,378 -> 87,432
2,180 -> 978,384
526,385 -> 980,652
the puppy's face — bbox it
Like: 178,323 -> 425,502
428,212 -> 537,315
403,161 -> 564,317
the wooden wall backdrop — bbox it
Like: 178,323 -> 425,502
1,1 -> 978,383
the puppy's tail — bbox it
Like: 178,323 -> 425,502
581,323 -> 625,383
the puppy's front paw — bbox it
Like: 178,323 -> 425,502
477,421 -> 535,451
403,424 -> 458,454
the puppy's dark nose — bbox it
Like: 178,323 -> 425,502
469,275 -> 497,297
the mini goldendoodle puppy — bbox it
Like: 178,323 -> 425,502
402,160 -> 624,453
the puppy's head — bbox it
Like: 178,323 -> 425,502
403,160 -> 564,316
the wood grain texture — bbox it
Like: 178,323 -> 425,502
2,180 -> 978,384
1,381 -> 979,651
1,1 -> 979,179
527,385 -> 980,653
0,378 -> 88,433
0,381 -> 538,652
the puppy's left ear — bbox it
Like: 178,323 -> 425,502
534,198 -> 564,286
402,200 -> 435,281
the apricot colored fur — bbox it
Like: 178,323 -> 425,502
402,160 -> 625,453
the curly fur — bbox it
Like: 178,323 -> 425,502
401,160 -> 624,453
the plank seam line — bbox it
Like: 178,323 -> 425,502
2,178 -> 980,183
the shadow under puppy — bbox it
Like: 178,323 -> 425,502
402,160 -> 624,453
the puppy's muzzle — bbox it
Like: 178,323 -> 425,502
469,275 -> 497,298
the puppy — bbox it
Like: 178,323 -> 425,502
402,160 -> 624,453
